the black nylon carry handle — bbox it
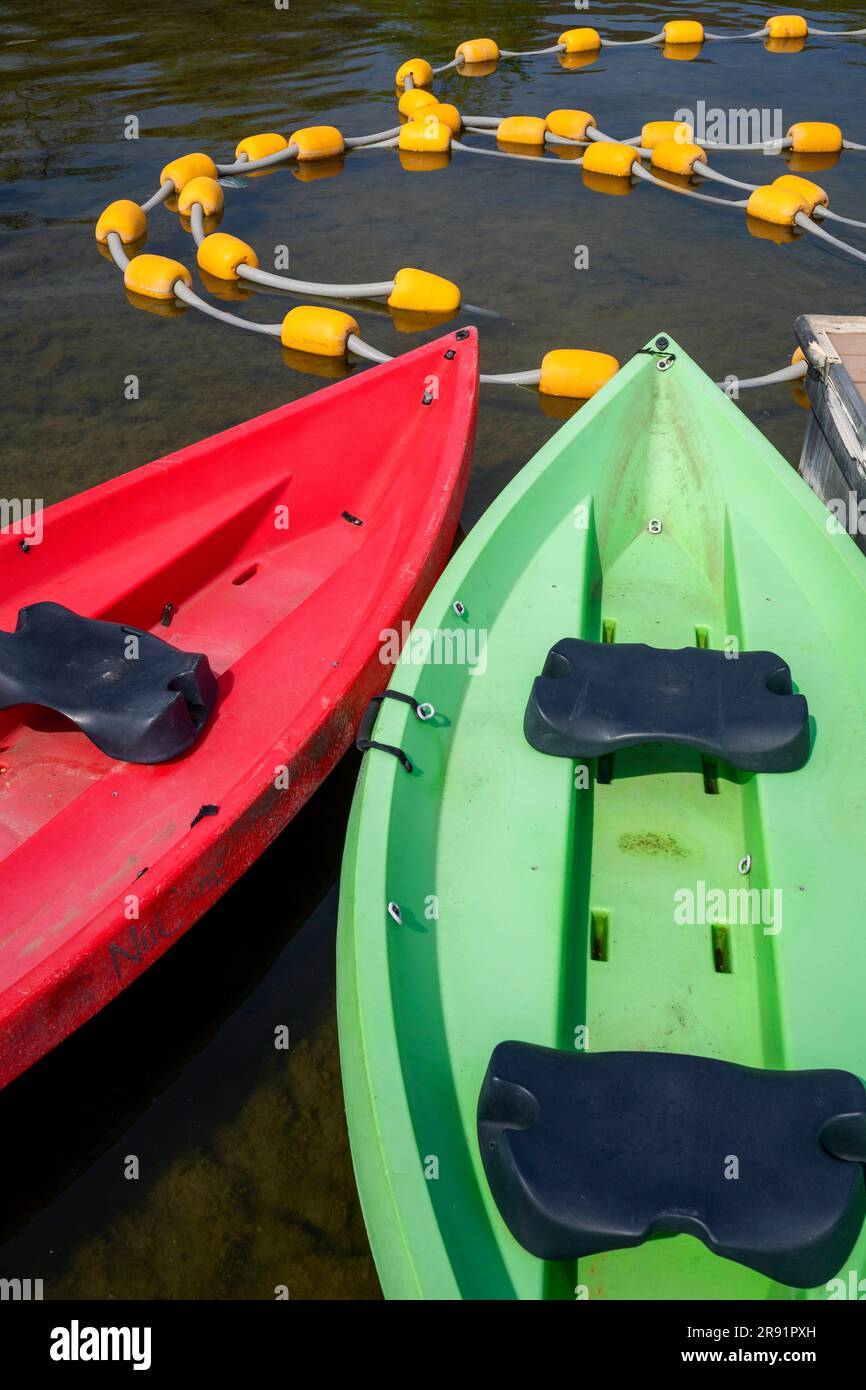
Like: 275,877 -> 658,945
357,694 -> 385,749
356,690 -> 421,773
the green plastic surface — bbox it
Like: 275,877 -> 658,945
337,335 -> 866,1300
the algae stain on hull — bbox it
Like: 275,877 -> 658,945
617,831 -> 690,859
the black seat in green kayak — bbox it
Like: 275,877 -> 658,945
478,1044 -> 866,1288
524,639 -> 810,773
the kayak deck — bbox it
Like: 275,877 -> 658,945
339,335 -> 866,1299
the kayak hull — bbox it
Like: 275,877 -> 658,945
338,333 -> 866,1300
0,330 -> 478,1087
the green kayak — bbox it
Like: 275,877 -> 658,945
337,333 -> 866,1301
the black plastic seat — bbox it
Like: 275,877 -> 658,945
0,602 -> 217,763
478,1043 -> 866,1287
524,638 -> 810,772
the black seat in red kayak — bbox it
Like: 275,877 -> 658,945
0,602 -> 217,763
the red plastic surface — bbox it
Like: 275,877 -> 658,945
0,330 -> 478,1086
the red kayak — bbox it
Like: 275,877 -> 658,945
0,329 -> 478,1087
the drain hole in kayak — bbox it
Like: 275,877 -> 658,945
712,925 -> 733,974
598,620 -> 615,784
590,909 -> 609,962
695,625 -> 709,649
232,564 -> 259,586
702,757 -> 719,795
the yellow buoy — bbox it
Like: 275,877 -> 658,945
177,176 -> 225,216
641,119 -> 694,150
424,103 -> 462,135
387,267 -> 461,314
663,19 -> 704,44
95,199 -> 147,244
290,126 -> 345,161
746,184 -> 810,225
497,116 -> 547,147
540,349 -> 620,399
767,15 -> 808,39
196,232 -> 259,281
123,254 -> 192,300
280,306 -> 359,357
787,121 -> 843,154
159,153 -> 217,192
557,28 -> 601,53
651,138 -> 706,176
582,142 -> 639,178
396,58 -> 434,89
773,173 -> 828,214
235,133 -> 289,162
398,117 -> 452,154
546,110 -> 596,142
399,88 -> 438,118
455,38 -> 499,64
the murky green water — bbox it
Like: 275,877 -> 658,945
1,1 -> 865,1298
